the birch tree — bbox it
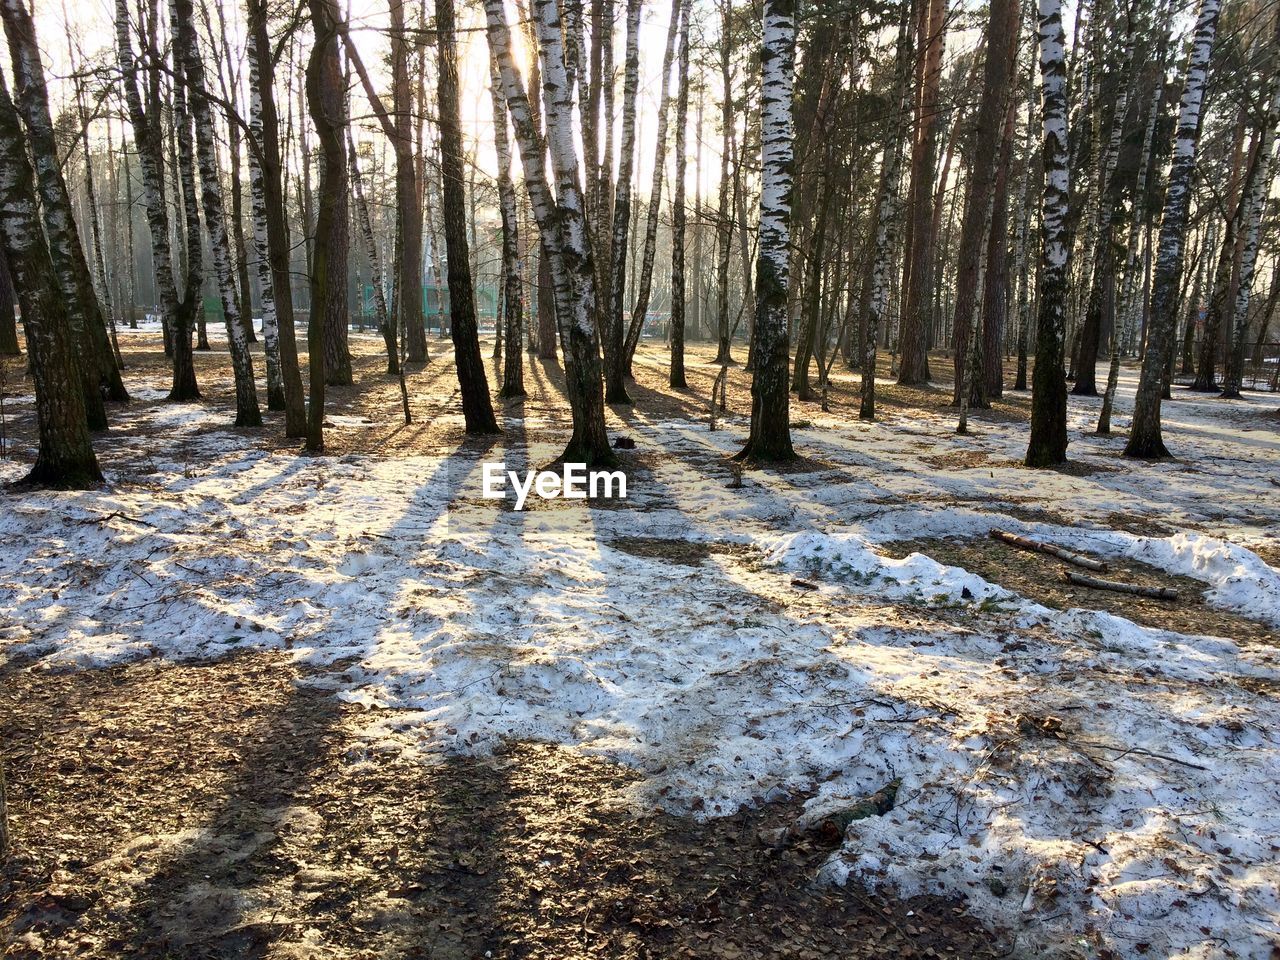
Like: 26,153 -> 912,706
490,54 -> 526,399
0,74 -> 101,488
1025,0 -> 1071,467
246,0 -> 306,435
171,0 -> 261,427
1221,15 -> 1280,399
861,6 -> 912,421
2,0 -> 124,428
605,0 -> 642,403
739,0 -> 796,462
485,0 -> 614,466
669,0 -> 692,389
116,0 -> 200,403
1124,0 -> 1222,458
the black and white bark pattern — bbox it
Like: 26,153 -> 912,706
171,0 -> 261,426
0,76 -> 101,487
604,0 -> 642,403
1025,0 -> 1071,467
740,0 -> 796,461
247,28 -> 284,408
3,0 -> 123,422
860,7 -> 912,421
1124,0 -> 1221,458
486,0 -> 613,465
489,54 -> 526,399
1221,24 -> 1280,398
621,0 -> 683,376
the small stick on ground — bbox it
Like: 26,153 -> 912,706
990,529 -> 1108,572
1063,570 -> 1179,601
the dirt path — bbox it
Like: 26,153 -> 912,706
1,653 -> 1006,959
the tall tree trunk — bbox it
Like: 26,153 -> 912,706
0,76 -> 101,487
0,246 -> 18,355
669,0 -> 691,389
117,0 -> 200,403
304,0 -> 345,451
604,0 -> 642,403
1098,40 -> 1166,433
437,0 -> 498,433
713,0 -> 733,366
172,0 -> 262,427
489,55 -> 525,399
247,0 -> 306,435
1221,18 -> 1280,399
739,0 -> 796,462
1025,0 -> 1071,467
2,0 -> 122,426
391,0 -> 427,363
1125,0 -> 1221,458
949,0 -> 1018,408
321,50 -> 352,388
897,0 -> 946,385
486,0 -> 613,465
622,0 -> 683,378
861,4 -> 912,420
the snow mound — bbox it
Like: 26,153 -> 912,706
762,530 -> 1011,604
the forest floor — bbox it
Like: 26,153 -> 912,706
1,330 -> 1278,960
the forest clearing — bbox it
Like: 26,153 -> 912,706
2,332 -> 1278,959
2,0 -> 1280,951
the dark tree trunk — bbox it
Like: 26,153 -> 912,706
0,245 -> 17,355
438,0 -> 498,433
669,1 -> 691,390
304,0 -> 346,451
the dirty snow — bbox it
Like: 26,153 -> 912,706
2,362 -> 1278,959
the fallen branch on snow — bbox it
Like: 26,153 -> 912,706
73,511 -> 157,529
990,529 -> 1108,572
1063,570 -> 1179,601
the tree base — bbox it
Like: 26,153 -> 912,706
15,459 -> 103,490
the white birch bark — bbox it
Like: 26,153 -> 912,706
172,0 -> 261,426
1125,0 -> 1222,457
1025,0 -> 1072,466
741,0 -> 796,460
247,34 -> 284,409
489,53 -> 525,398
1222,34 -> 1280,397
860,8 -> 912,421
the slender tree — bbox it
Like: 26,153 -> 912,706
172,0 -> 261,426
1025,0 -> 1071,467
437,0 -> 498,433
486,0 -> 614,465
621,0 -> 683,378
738,0 -> 796,462
490,54 -> 526,399
604,0 -> 642,403
1124,0 -> 1222,458
669,0 -> 692,389
0,246 -> 17,355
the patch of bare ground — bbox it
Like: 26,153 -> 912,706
884,537 -> 1278,649
0,653 -> 1007,960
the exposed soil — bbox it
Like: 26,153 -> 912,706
885,536 -> 1279,649
1,653 -> 1008,960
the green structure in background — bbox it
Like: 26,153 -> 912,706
359,280 -> 498,333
